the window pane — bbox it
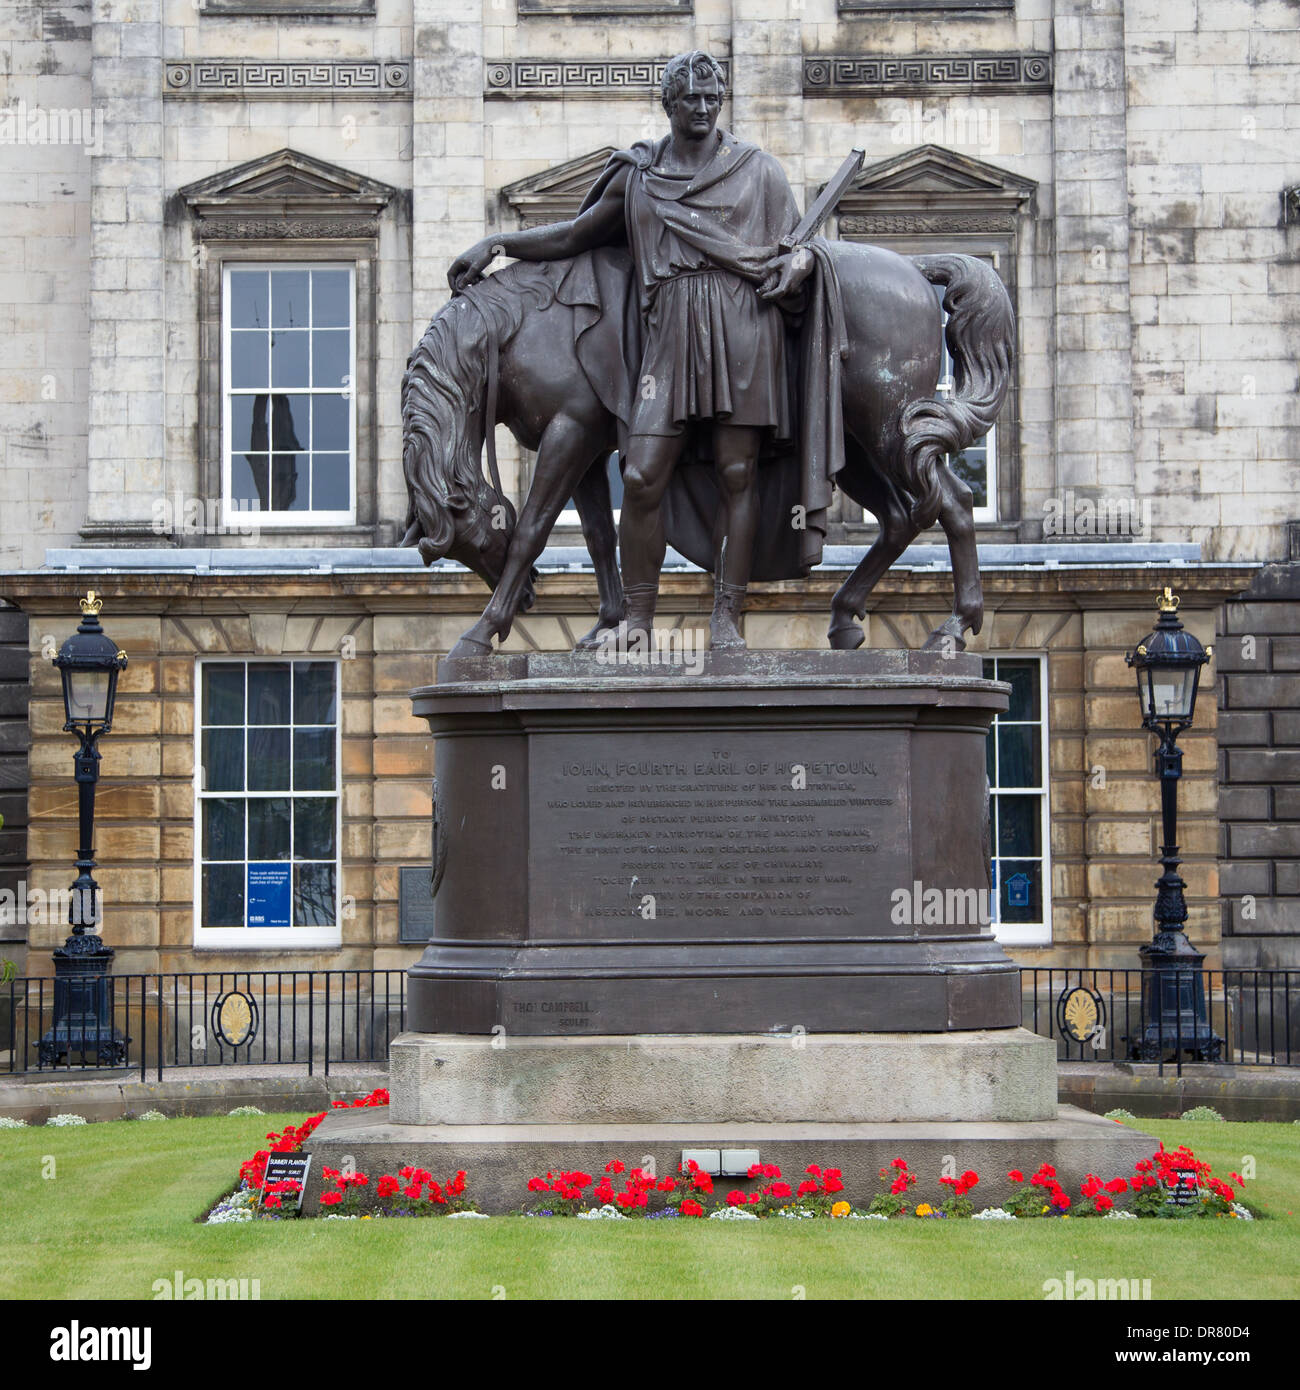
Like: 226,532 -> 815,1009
294,797 -> 336,861
294,662 -> 337,726
948,445 -> 987,509
271,454 -> 310,511
203,863 -> 245,928
313,269 -> 350,328
312,394 -> 349,453
247,726 -> 291,791
311,455 -> 350,511
202,666 -> 244,727
248,797 -> 291,860
269,393 -> 308,452
996,859 -> 1041,926
985,726 -> 996,785
229,394 -> 258,454
229,270 -> 269,329
230,331 -> 268,389
1000,661 -> 1040,722
312,329 -> 349,389
294,861 -> 336,926
247,664 -> 290,725
294,728 -> 335,790
231,453 -> 267,510
997,724 -> 1040,789
271,330 -> 309,389
996,794 -> 1040,858
271,270 -> 310,328
202,729 -> 244,792
203,798 -> 244,860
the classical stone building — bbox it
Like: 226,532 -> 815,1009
0,0 -> 1297,1004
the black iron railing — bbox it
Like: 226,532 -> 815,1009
1020,967 -> 1298,1075
2,967 -> 1296,1079
1,970 -> 407,1080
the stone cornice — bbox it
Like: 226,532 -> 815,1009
486,58 -> 729,97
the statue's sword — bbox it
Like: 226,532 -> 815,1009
779,147 -> 865,253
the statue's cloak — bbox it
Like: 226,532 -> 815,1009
553,135 -> 847,581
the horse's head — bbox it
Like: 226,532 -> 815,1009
400,296 -> 536,609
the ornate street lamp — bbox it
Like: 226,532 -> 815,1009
37,592 -> 130,1067
1124,587 -> 1222,1062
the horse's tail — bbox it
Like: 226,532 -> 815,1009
901,254 -> 1015,530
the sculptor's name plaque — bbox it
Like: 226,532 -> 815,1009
530,731 -> 907,934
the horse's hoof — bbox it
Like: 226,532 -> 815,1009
828,622 -> 865,651
920,620 -> 967,654
446,635 -> 494,662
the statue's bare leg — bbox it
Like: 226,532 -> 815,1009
922,464 -> 983,652
447,413 -> 606,660
619,432 -> 687,645
710,423 -> 761,650
571,452 -> 625,649
828,451 -> 920,649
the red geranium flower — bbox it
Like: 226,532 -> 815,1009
319,1191 -> 342,1206
605,1160 -> 625,1175
1007,1170 -> 1024,1183
726,1190 -> 745,1207
680,1199 -> 704,1217
797,1181 -> 818,1197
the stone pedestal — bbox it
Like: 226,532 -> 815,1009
407,650 -> 1019,1035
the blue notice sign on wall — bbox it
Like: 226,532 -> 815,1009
247,862 -> 292,928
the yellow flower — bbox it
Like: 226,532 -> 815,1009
915,1203 -> 933,1217
831,1201 -> 851,1218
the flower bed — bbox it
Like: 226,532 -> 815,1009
205,1096 -> 1260,1224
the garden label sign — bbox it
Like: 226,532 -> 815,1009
262,1153 -> 312,1210
1164,1165 -> 1200,1207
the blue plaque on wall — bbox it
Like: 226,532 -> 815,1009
247,862 -> 292,928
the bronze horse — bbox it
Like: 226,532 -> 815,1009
401,241 -> 1013,656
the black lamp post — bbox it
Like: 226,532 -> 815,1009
37,592 -> 131,1068
1124,587 -> 1222,1063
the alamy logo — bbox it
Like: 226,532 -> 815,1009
49,1322 -> 151,1370
1042,491 -> 1151,539
1043,1270 -> 1152,1300
890,880 -> 993,926
890,100 -> 999,154
151,1270 -> 261,1300
0,100 -> 104,154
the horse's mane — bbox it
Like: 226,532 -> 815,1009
401,261 -> 563,561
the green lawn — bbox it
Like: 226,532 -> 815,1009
1,1115 -> 1296,1300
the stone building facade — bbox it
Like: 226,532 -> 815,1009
0,0 -> 1297,995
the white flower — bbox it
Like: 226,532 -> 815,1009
707,1207 -> 759,1221
1102,1209 -> 1138,1220
136,1110 -> 167,1122
972,1207 -> 1017,1221
227,1106 -> 266,1117
775,1208 -> 816,1219
846,1212 -> 889,1221
1230,1203 -> 1254,1221
447,1210 -> 490,1219
578,1204 -> 628,1221
205,1207 -> 253,1224
0,1116 -> 28,1129
46,1113 -> 87,1126
322,1213 -> 359,1221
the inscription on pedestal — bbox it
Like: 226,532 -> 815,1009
530,731 -> 909,937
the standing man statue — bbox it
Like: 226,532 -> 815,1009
449,50 -> 816,650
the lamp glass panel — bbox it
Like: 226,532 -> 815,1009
1150,668 -> 1195,720
65,669 -> 110,723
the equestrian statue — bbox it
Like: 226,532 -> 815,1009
400,50 -> 1014,660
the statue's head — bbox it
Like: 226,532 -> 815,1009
660,51 -> 726,131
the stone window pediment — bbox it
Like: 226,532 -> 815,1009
501,148 -> 617,228
179,147 -> 396,241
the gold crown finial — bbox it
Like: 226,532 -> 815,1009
1157,586 -> 1179,613
80,591 -> 103,617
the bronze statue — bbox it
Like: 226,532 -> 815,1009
402,50 -> 1014,659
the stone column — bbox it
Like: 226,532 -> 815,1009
1049,0 -> 1134,514
730,0 -> 804,199
411,0 -> 486,334
81,0 -> 167,546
